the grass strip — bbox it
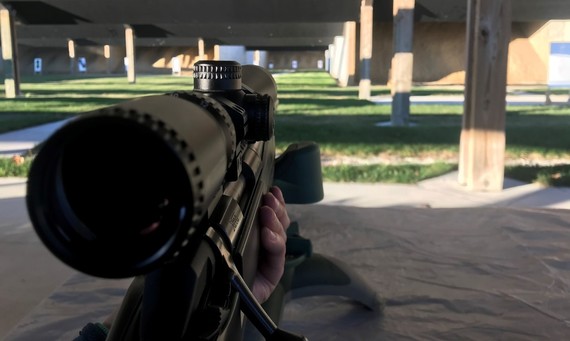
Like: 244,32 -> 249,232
0,157 -> 31,177
505,164 -> 570,187
322,163 -> 457,183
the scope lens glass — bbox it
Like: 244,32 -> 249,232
56,117 -> 191,272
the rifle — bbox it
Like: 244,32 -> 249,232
25,61 -> 324,340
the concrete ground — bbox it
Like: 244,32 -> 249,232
0,119 -> 69,156
0,177 -> 75,339
1,104 -> 570,338
2,174 -> 570,338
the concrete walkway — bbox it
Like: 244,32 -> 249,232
370,92 -> 570,106
0,119 -> 70,156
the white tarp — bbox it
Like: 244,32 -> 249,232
6,205 -> 570,340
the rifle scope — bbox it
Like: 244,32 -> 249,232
26,61 -> 276,279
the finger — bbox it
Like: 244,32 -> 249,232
269,186 -> 286,206
263,188 -> 290,230
259,205 -> 286,241
253,226 -> 286,302
260,225 -> 286,260
259,211 -> 286,272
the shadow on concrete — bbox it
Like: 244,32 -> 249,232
486,186 -> 570,209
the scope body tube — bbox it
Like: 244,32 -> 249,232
27,94 -> 235,278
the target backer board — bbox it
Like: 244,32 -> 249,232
548,42 -> 570,88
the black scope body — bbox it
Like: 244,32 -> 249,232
26,61 -> 277,279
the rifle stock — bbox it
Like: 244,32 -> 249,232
26,61 -> 321,340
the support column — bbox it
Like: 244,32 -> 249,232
125,25 -> 136,84
213,45 -> 220,60
67,39 -> 76,74
338,21 -> 357,87
1,4 -> 21,98
104,44 -> 111,74
359,0 -> 374,100
253,50 -> 261,66
390,0 -> 415,126
198,38 -> 205,60
458,0 -> 511,191
330,37 -> 343,80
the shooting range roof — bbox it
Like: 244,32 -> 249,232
2,0 -> 570,48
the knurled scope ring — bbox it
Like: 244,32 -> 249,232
168,91 -> 237,163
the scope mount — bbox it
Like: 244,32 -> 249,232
193,60 -> 274,143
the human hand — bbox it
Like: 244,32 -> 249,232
252,186 -> 290,303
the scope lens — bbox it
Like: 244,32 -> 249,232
28,116 -> 194,278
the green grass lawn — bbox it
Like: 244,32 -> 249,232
2,71 -> 570,185
0,74 -> 192,133
276,72 -> 570,185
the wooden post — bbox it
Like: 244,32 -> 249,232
390,0 -> 416,126
253,50 -> 261,66
125,25 -> 136,84
390,0 -> 415,126
359,0 -> 374,100
339,21 -> 357,87
67,39 -> 76,74
0,4 -> 21,98
330,36 -> 343,80
458,0 -> 511,191
213,45 -> 220,60
198,38 -> 205,60
104,44 -> 111,74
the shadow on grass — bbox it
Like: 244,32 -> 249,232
21,89 -> 171,97
279,89 -> 362,97
280,97 -> 375,108
322,163 -> 458,184
505,165 -> 570,187
0,112 -> 74,134
319,163 -> 570,187
20,74 -> 127,83
3,97 -> 125,105
411,88 -> 465,96
276,114 -> 570,156
507,106 -> 570,116
276,114 -> 463,152
523,88 -> 569,95
19,73 -> 173,84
